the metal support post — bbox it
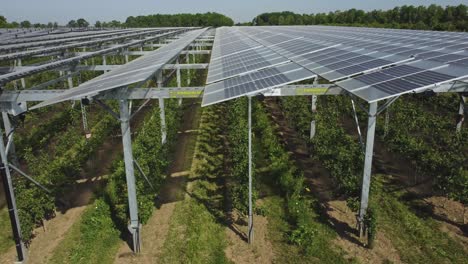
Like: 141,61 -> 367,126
186,54 -> 191,86
102,55 -> 107,72
125,48 -> 129,64
67,71 -> 73,89
358,102 -> 378,238
176,59 -> 182,106
83,47 -> 87,66
456,95 -> 466,133
157,71 -> 167,144
119,99 -> 141,253
17,59 -> 26,89
2,113 -> 19,166
351,99 -> 364,150
0,124 -> 26,263
159,98 -> 167,145
310,95 -> 317,139
310,78 -> 319,139
247,96 -> 254,244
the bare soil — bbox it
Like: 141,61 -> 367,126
224,207 -> 275,264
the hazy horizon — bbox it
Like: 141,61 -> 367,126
3,0 -> 468,24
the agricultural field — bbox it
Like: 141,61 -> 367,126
0,3 -> 467,264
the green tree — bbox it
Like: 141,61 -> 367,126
0,15 -> 7,27
76,18 -> 89,28
20,20 -> 31,28
123,13 -> 233,27
67,20 -> 77,28
95,20 -> 102,28
250,4 -> 468,31
278,16 -> 286,25
285,15 -> 295,25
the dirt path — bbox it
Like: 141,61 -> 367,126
224,203 -> 275,264
264,98 -> 402,264
114,101 -> 201,264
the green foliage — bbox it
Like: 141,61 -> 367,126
280,96 -> 363,198
373,177 -> 467,263
159,103 -> 230,264
0,209 -> 14,253
67,20 -> 77,28
253,4 -> 468,31
254,101 -> 347,261
226,98 -> 256,215
49,199 -> 120,264
20,20 -> 31,28
14,107 -> 119,242
106,100 -> 182,227
363,207 -> 377,248
125,12 -> 234,27
376,96 -> 468,207
289,223 -> 317,247
0,16 -> 7,28
76,18 -> 89,28
161,200 -> 231,264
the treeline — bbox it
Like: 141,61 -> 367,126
125,12 -> 234,27
0,16 -> 58,29
252,4 -> 468,31
0,12 -> 234,29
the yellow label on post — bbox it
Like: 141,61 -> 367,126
169,90 -> 203,98
295,88 -> 329,95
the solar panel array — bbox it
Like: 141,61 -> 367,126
0,29 -> 188,84
203,27 -> 316,106
204,26 -> 468,105
31,28 -> 207,109
203,63 -> 314,106
0,28 -> 169,61
0,28 -> 131,46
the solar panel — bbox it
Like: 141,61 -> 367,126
0,29 -> 169,61
342,64 -> 468,102
0,28 -> 172,52
30,29 -> 207,110
206,46 -> 289,84
401,70 -> 456,86
206,26 -> 468,104
202,63 -> 316,106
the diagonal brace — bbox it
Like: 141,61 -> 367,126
133,159 -> 155,191
9,163 -> 51,193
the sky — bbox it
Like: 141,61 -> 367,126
2,0 -> 468,24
